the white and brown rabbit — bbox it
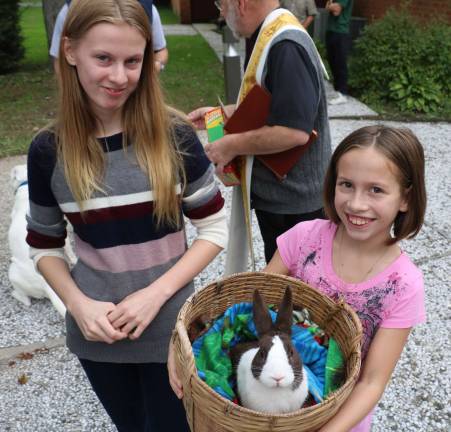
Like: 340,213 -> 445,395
230,286 -> 309,414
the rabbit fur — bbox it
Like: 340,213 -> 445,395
8,164 -> 75,317
231,287 -> 309,414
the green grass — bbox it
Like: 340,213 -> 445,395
0,7 -> 224,158
161,35 -> 224,113
0,6 -> 56,157
20,5 -> 49,67
157,6 -> 179,24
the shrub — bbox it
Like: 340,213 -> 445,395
0,0 -> 24,74
349,7 -> 451,114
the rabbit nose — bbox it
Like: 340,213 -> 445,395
272,375 -> 285,383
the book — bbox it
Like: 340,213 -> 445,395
224,84 -> 317,181
204,107 -> 241,186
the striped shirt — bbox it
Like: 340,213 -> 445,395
26,124 -> 226,363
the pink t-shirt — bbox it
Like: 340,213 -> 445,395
277,219 -> 426,432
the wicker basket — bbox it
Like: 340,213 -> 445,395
173,272 -> 362,432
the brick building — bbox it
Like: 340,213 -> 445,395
169,0 -> 451,24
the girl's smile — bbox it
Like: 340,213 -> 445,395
335,146 -> 408,247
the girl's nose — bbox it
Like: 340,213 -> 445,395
348,191 -> 368,212
110,63 -> 127,86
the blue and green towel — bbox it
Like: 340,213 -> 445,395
192,302 -> 345,404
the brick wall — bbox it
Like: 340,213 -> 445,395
170,0 -> 451,24
170,0 -> 191,24
353,0 -> 451,23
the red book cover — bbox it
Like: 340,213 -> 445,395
224,84 -> 316,181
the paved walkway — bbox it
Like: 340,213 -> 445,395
0,23 -> 449,432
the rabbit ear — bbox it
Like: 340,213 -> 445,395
253,289 -> 273,336
274,286 -> 293,335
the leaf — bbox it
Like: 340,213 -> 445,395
18,374 -> 29,385
17,352 -> 34,360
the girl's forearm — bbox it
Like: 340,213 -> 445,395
37,255 -> 86,313
146,239 -> 222,303
318,380 -> 384,432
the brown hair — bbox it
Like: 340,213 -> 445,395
323,125 -> 426,244
56,0 -> 185,226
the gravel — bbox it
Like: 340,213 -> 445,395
0,120 -> 449,431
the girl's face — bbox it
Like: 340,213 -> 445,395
334,146 -> 409,245
64,22 -> 146,123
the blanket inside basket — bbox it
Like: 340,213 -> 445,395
192,302 -> 345,405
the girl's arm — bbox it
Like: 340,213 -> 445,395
262,249 -> 290,275
37,256 -> 127,344
108,239 -> 222,339
318,327 -> 411,432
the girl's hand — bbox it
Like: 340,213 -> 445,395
168,341 -> 184,399
108,286 -> 165,340
70,296 -> 127,344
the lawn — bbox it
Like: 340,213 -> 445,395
0,6 -> 224,158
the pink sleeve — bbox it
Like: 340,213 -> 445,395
381,270 -> 426,328
277,223 -> 303,274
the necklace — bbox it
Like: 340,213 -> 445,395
335,225 -> 391,284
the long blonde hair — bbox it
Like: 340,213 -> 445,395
56,0 -> 184,227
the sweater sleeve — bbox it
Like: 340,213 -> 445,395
176,124 -> 228,249
26,132 -> 68,266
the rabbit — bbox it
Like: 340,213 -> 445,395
8,164 -> 75,317
230,286 -> 309,414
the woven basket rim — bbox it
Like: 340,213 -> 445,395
174,271 -> 362,426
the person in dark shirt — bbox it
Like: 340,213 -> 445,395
189,0 -> 331,269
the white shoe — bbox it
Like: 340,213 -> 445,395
328,92 -> 347,105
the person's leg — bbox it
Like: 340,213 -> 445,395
331,32 -> 350,95
325,31 -> 339,91
255,210 -> 286,263
256,208 -> 325,264
79,359 -> 147,432
139,362 -> 190,432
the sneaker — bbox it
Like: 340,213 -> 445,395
328,92 -> 347,105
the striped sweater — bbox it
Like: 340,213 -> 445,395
26,125 -> 226,363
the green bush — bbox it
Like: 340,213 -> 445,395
349,7 -> 451,114
0,0 -> 24,74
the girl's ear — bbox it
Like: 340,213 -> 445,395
399,186 -> 411,213
63,37 -> 77,66
253,289 -> 273,336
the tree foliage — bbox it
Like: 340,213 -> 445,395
0,0 -> 24,74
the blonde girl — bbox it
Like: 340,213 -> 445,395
26,1 -> 227,430
265,125 -> 426,431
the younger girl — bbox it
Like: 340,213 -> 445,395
265,125 -> 426,431
26,1 -> 227,431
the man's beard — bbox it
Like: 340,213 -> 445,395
225,4 -> 242,39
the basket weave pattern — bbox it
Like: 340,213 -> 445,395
174,272 -> 362,432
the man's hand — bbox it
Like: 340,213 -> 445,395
326,1 -> 343,16
168,341 -> 184,399
187,107 -> 215,130
204,134 -> 239,175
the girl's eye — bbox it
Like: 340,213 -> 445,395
371,186 -> 383,193
127,58 -> 141,65
338,181 -> 352,188
96,55 -> 110,62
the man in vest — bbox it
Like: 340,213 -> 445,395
189,0 -> 331,273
